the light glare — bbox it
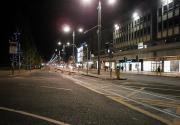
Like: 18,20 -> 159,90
108,0 -> 116,5
133,12 -> 140,21
114,24 -> 120,31
82,0 -> 93,5
63,25 -> 71,33
58,42 -> 62,46
67,42 -> 70,46
78,28 -> 84,33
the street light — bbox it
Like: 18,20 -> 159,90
108,0 -> 117,5
63,25 -> 84,68
63,25 -> 71,33
58,41 -> 62,46
81,0 -> 116,75
132,12 -> 140,21
114,24 -> 120,31
66,42 -> 70,46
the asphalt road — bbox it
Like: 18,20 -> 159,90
0,70 -> 166,125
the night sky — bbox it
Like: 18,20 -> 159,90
0,0 -> 156,66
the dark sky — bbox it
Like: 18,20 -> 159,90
0,0 -> 156,66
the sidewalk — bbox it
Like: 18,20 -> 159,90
58,68 -> 180,81
0,69 -> 38,77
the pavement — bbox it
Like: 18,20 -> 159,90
0,69 -> 39,77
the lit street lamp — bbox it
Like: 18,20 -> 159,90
81,0 -> 117,75
63,25 -> 84,67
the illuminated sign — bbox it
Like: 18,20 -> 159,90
77,46 -> 84,63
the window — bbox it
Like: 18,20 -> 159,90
168,19 -> 173,28
169,2 -> 174,10
163,20 -> 168,29
158,22 -> 162,31
174,17 -> 179,26
148,27 -> 151,34
147,14 -> 151,21
158,8 -> 162,16
163,5 -> 168,14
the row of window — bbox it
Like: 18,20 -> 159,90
114,27 -> 151,44
158,1 -> 179,16
118,15 -> 151,33
158,17 -> 180,31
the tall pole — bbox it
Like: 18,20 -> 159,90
97,1 -> 101,75
87,46 -> 89,74
73,31 -> 75,69
18,42 -> 21,73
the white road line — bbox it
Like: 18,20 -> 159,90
40,86 -> 71,91
144,87 -> 180,92
112,84 -> 180,103
0,107 -> 70,125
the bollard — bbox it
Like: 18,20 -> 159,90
116,68 -> 120,80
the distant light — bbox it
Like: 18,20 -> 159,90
67,42 -> 70,46
114,24 -> 120,31
108,0 -> 116,5
63,25 -> 71,33
108,49 -> 110,53
58,42 -> 62,46
133,12 -> 140,21
55,49 -> 58,52
82,0 -> 93,5
78,28 -> 84,33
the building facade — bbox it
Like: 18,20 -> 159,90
103,0 -> 180,73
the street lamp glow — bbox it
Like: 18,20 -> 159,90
82,0 -> 93,5
114,24 -> 120,31
133,12 -> 140,21
63,25 -> 71,33
67,42 -> 70,46
58,42 -> 62,46
107,0 -> 116,5
78,28 -> 84,33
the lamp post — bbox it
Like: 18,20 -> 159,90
97,1 -> 101,75
63,25 -> 83,68
81,0 -> 117,75
84,44 -> 89,74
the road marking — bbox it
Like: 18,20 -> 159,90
40,86 -> 72,91
0,107 -> 70,125
108,96 -> 171,125
136,98 -> 180,108
65,75 -> 180,125
127,87 -> 145,97
112,84 -> 180,103
145,87 -> 180,92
